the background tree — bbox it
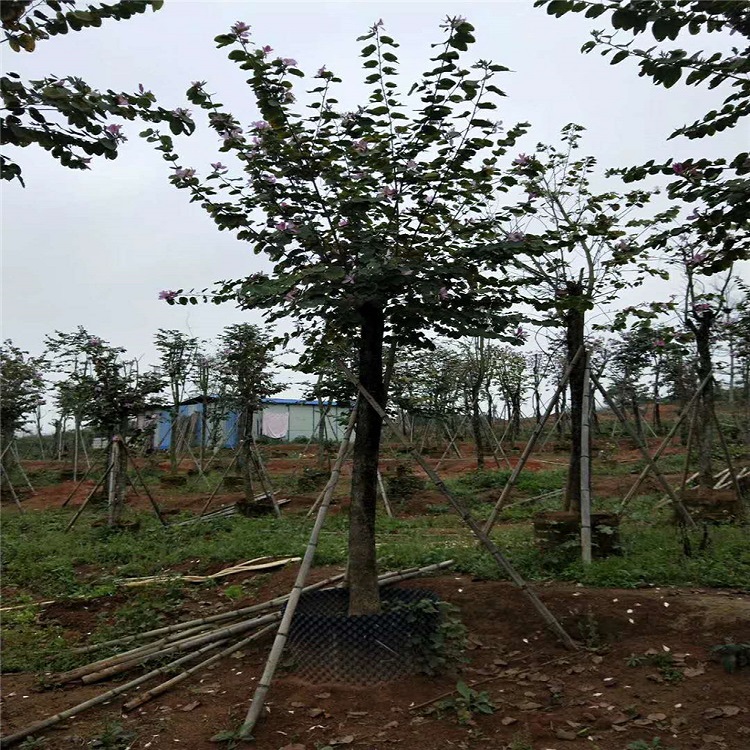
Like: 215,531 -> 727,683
147,18 -> 528,614
65,336 -> 163,525
0,340 -> 46,480
493,124 -> 670,513
535,0 -> 750,271
1,0 -> 194,185
216,324 -> 278,508
154,329 -> 198,474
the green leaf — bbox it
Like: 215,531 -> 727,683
610,50 -> 629,65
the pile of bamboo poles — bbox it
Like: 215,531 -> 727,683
0,560 -> 454,749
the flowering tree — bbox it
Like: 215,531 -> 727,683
216,324 -> 278,507
189,346 -> 226,471
154,329 -> 198,474
0,340 -> 46,479
535,0 -> 750,271
491,124 -> 671,513
62,335 -> 163,524
144,17 -> 528,614
1,0 -> 193,185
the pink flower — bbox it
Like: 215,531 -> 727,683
115,95 -> 128,106
275,221 -> 297,232
379,186 -> 397,200
438,287 -> 450,301
343,274 -> 355,284
231,21 -> 251,42
172,107 -> 191,119
284,288 -> 298,302
687,252 -> 707,267
515,326 -> 528,341
159,290 -> 179,302
104,123 -> 126,141
262,173 -> 277,184
281,58 -> 297,67
210,162 -> 227,172
672,162 -> 686,175
616,238 -> 630,251
338,218 -> 350,227
262,45 -> 273,55
506,231 -> 526,243
370,18 -> 384,32
513,153 -> 532,166
138,83 -> 145,95
405,159 -> 418,171
316,66 -> 327,77
654,338 -> 666,348
191,81 -> 206,90
172,167 -> 196,179
87,337 -> 103,347
252,120 -> 270,130
693,302 -> 711,313
353,139 -> 369,153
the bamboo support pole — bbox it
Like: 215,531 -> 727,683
0,465 -> 24,512
239,404 -> 359,739
591,374 -> 695,528
580,352 -> 592,565
377,469 -> 394,518
65,459 -> 115,531
618,374 -> 711,513
480,413 -> 512,469
711,409 -> 748,521
248,432 -> 281,518
123,623 -> 277,712
337,362 -> 578,652
120,440 -> 167,526
61,451 -> 108,507
195,441 -> 244,519
0,640 -> 225,749
483,347 -> 583,534
11,442 -> 34,493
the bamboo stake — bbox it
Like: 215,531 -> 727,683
483,346 -> 584,534
248,432 -> 281,518
591,374 -> 695,528
580,352 -> 592,565
123,623 -> 277,712
711,409 -> 748,521
337,362 -> 578,652
195,440 -> 244,519
0,640 -> 225,749
61,450 -> 108,507
377,469 -> 394,518
0,464 -> 24,512
71,572 -> 348,656
120,439 -> 167,527
239,404 -> 359,739
618,373 -> 711,514
65,458 -> 115,531
11,442 -> 34,493
480,413 -> 512,469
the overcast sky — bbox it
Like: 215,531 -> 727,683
2,0 -> 747,410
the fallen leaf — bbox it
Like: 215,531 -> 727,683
517,701 -> 543,711
611,713 -> 630,725
181,700 -> 200,712
684,666 -> 705,678
383,721 -> 398,729
347,711 -> 368,717
291,702 -> 306,708
703,708 -> 724,720
647,713 -> 667,722
702,735 -> 725,745
721,706 -> 740,717
555,728 -> 577,740
315,692 -> 331,699
501,716 -> 518,726
308,708 -> 326,718
329,736 -> 354,746
591,655 -> 603,664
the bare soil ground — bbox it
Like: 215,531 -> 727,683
3,436 -> 748,749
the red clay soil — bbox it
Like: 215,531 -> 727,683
2,569 -> 749,750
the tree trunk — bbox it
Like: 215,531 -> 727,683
652,359 -> 663,434
563,287 -> 586,513
239,410 -> 255,504
348,302 -> 385,616
471,383 -> 485,469
107,434 -> 127,527
169,407 -> 179,475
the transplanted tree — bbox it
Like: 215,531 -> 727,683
490,124 -> 672,513
1,0 -> 193,185
154,329 -> 198,474
216,324 -> 278,509
0,340 -> 46,480
62,335 -> 163,525
146,17 -> 528,614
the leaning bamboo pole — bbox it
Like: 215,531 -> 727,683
483,346 -> 583,534
239,403 -> 359,738
591,374 -> 696,528
618,373 -> 712,514
0,641 -> 225,748
336,362 -> 578,653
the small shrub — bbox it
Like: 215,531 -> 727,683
431,681 -> 495,724
385,464 -> 424,506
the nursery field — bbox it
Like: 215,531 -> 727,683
2,440 -> 749,750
